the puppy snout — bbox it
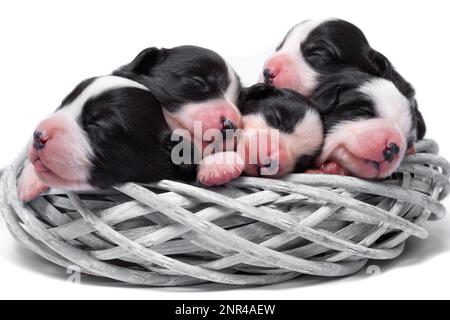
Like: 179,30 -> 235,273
33,131 -> 48,150
383,143 -> 400,162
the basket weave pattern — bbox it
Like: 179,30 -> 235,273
0,139 -> 449,286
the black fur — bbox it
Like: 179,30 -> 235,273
311,71 -> 377,133
279,19 -> 426,139
238,83 -> 321,172
238,84 -> 312,134
115,45 -> 242,112
63,81 -> 197,189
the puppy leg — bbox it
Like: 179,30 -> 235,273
17,162 -> 49,202
197,151 -> 245,187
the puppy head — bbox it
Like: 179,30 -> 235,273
261,20 -> 414,94
117,45 -> 242,139
311,70 -> 417,179
260,19 -> 369,95
261,18 -> 426,141
237,84 -> 323,176
19,76 -> 175,201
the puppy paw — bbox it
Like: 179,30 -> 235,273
305,169 -> 325,175
197,152 -> 245,187
406,144 -> 416,155
17,163 -> 49,202
307,162 -> 349,176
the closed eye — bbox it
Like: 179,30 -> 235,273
309,48 -> 333,59
190,76 -> 209,91
273,110 -> 282,127
304,40 -> 338,61
84,121 -> 105,132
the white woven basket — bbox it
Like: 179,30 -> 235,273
0,139 -> 448,286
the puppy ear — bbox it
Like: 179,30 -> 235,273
310,85 -> 342,114
120,47 -> 165,75
412,99 -> 427,140
367,49 -> 393,78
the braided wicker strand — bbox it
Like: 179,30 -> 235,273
0,139 -> 448,286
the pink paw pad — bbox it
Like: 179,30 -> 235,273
305,169 -> 325,175
197,152 -> 245,187
307,162 -> 350,176
320,162 -> 350,176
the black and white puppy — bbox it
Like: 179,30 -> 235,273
260,19 -> 426,140
237,84 -> 323,178
310,70 -> 417,179
18,76 -> 198,202
18,46 -> 243,201
115,45 -> 242,141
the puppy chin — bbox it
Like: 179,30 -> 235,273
324,146 -> 402,179
18,155 -> 94,202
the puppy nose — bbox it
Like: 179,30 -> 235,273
221,119 -> 236,139
383,143 -> 400,162
33,131 -> 48,150
263,68 -> 276,84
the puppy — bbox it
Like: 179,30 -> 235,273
19,46 -> 243,201
239,84 -> 323,177
195,84 -> 323,186
18,76 -> 199,202
310,70 -> 418,179
260,18 -> 426,140
115,45 -> 242,141
116,45 -> 245,187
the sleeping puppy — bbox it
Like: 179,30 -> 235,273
115,45 -> 242,142
260,18 -> 426,140
310,70 -> 418,179
17,76 -> 199,202
238,84 -> 323,177
18,46 -> 243,201
196,83 -> 323,187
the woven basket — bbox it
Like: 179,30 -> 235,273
0,139 -> 448,286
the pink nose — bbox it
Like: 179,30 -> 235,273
383,143 -> 401,162
31,116 -> 67,151
33,131 -> 48,150
263,67 -> 279,84
263,54 -> 290,85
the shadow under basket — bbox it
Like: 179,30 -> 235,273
0,139 -> 449,287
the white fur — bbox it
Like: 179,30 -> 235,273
272,19 -> 334,96
284,109 -> 324,160
359,78 -> 413,137
224,64 -> 240,104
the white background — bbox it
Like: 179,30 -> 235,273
0,0 -> 449,300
